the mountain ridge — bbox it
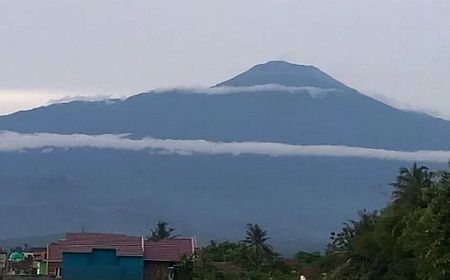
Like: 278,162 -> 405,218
1,61 -> 450,151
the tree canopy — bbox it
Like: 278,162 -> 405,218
322,163 -> 450,280
148,220 -> 178,241
177,163 -> 450,280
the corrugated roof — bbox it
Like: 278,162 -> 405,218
144,239 -> 194,262
47,233 -> 195,263
47,233 -> 143,261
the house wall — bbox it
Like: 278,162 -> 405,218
47,261 -> 61,277
144,261 -> 173,280
36,261 -> 47,275
62,249 -> 143,280
0,253 -> 7,275
7,256 -> 35,275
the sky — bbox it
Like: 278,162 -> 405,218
1,0 -> 450,118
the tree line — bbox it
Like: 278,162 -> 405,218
153,163 -> 450,279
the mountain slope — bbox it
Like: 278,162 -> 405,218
0,61 -> 449,253
1,61 -> 450,150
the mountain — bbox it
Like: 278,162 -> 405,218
215,60 -> 349,89
1,61 -> 450,150
0,61 -> 449,253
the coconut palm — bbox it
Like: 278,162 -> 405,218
148,221 -> 179,241
243,223 -> 273,271
392,163 -> 433,208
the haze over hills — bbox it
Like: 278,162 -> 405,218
0,61 -> 449,253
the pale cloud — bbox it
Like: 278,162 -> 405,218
1,131 -> 449,163
0,90 -> 125,115
0,86 -> 337,115
48,95 -> 123,105
0,90 -> 68,115
153,85 -> 338,96
364,91 -> 450,120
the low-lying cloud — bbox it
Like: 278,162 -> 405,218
45,85 -> 339,106
1,131 -> 449,163
48,95 -> 122,105
152,85 -> 339,97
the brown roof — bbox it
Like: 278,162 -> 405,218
47,233 -> 143,261
47,233 -> 195,263
144,239 -> 194,262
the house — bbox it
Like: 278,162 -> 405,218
144,239 -> 195,280
47,233 -> 143,280
46,233 -> 195,280
0,248 -> 7,275
25,247 -> 48,275
7,251 -> 34,275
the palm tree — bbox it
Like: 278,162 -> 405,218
243,223 -> 273,271
329,209 -> 378,252
392,163 -> 433,208
148,221 -> 179,241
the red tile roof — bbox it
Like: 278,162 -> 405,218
47,233 -> 143,261
47,233 -> 195,263
144,239 -> 194,262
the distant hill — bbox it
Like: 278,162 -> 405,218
0,61 -> 448,253
0,233 -> 64,250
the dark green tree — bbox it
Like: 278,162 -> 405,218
321,164 -> 450,280
243,223 -> 274,272
392,163 -> 433,208
148,221 -> 178,241
178,254 -> 195,280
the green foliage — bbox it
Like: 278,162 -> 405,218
180,163 -> 450,280
243,223 -> 274,272
147,220 -> 178,241
178,254 -> 195,280
322,164 -> 450,280
295,251 -> 322,265
193,225 -> 298,280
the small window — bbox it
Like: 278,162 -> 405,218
168,266 -> 175,280
56,267 -> 62,278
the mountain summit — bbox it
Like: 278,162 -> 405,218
216,60 -> 349,89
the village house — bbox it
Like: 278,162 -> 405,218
0,248 -> 7,275
26,247 -> 48,275
46,232 -> 195,280
143,238 -> 195,280
0,247 -> 47,277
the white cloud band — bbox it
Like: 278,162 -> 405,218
46,85 -> 339,106
0,131 -> 449,163
152,85 -> 339,97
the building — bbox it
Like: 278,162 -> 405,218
47,233 -> 195,280
0,248 -> 7,275
48,233 -> 143,280
144,239 -> 195,280
7,251 -> 35,275
26,247 -> 48,275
